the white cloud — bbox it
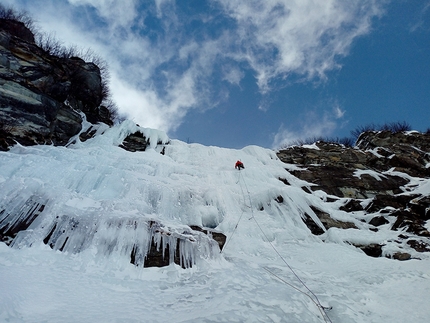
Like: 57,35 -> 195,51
271,108 -> 343,149
8,0 -> 385,138
67,0 -> 139,28
110,70 -> 199,132
109,75 -> 167,130
154,0 -> 175,18
222,65 -> 244,86
272,125 -> 300,149
410,1 -> 430,32
333,103 -> 346,119
215,0 -> 385,92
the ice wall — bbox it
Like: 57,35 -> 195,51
0,186 -> 221,268
0,121 -> 327,268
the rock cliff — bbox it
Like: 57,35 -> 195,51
0,18 -> 113,150
277,130 -> 430,260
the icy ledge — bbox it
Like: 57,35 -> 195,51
0,196 -> 225,269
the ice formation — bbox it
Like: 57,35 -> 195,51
0,121 -> 222,268
1,121 -> 430,322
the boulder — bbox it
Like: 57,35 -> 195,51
119,131 -> 150,152
303,206 -> 357,235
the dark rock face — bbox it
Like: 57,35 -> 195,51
119,131 -> 150,152
0,19 -> 113,150
278,140 -> 411,199
137,225 -> 226,268
189,225 -> 227,251
277,131 -> 430,260
356,131 -> 430,177
0,19 -> 34,43
358,244 -> 383,258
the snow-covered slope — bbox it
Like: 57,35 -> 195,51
1,121 -> 429,323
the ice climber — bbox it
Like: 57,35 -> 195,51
235,160 -> 244,170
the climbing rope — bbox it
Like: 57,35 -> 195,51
262,267 -> 332,322
226,168 -> 333,323
221,208 -> 246,254
221,171 -> 249,253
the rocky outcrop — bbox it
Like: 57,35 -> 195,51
138,224 -> 226,268
277,131 -> 430,260
119,131 -> 151,152
0,18 -> 113,150
356,131 -> 430,177
0,19 -> 34,43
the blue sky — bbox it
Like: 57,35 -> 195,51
5,0 -> 430,149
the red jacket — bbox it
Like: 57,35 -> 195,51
235,161 -> 243,168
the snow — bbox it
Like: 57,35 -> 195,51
367,148 -> 384,158
426,220 -> 430,231
302,143 -> 320,150
353,169 -> 387,181
1,121 -> 430,323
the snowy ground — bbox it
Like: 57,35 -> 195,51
1,121 -> 430,323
